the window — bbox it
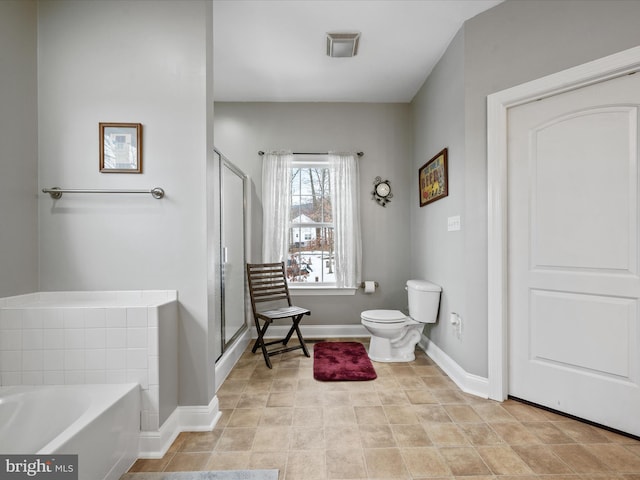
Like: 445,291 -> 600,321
262,152 -> 361,290
288,160 -> 334,284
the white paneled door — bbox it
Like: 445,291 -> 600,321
508,72 -> 640,436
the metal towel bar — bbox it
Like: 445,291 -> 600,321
42,187 -> 165,199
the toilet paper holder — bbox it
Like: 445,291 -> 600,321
359,281 -> 379,289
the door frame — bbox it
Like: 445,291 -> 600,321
487,45 -> 640,401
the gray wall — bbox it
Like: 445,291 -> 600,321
214,102 -> 413,324
37,0 -> 214,406
412,0 -> 640,378
410,29 -> 468,367
0,0 -> 38,298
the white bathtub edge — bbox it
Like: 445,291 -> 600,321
0,290 -> 178,308
137,395 -> 221,459
104,445 -> 139,480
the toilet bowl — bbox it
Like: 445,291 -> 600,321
361,280 -> 441,362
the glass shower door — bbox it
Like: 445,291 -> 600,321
220,154 -> 247,354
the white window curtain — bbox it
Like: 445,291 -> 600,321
262,152 -> 293,263
330,153 -> 362,288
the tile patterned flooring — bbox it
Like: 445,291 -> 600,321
129,339 -> 640,479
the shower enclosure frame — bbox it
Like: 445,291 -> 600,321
215,149 -> 248,362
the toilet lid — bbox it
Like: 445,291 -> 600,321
361,309 -> 406,323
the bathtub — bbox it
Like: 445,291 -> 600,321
0,383 -> 139,480
0,290 -> 178,433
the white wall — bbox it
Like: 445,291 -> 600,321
412,0 -> 640,378
214,102 -> 413,324
37,0 -> 213,406
0,0 -> 38,298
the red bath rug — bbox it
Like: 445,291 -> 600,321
313,341 -> 377,381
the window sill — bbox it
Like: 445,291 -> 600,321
289,286 -> 357,296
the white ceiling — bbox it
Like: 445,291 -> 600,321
213,0 -> 503,103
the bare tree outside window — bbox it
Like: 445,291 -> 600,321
287,165 -> 335,283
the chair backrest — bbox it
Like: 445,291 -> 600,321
246,262 -> 293,315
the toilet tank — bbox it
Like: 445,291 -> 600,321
406,280 -> 442,323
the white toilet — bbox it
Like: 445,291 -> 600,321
361,280 -> 442,362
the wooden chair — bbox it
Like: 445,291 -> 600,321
246,262 -> 311,368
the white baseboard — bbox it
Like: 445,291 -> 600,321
259,324 -> 368,339
418,335 -> 489,399
138,395 -> 221,459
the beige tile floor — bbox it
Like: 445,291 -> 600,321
129,339 -> 640,479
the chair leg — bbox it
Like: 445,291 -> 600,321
252,318 -> 269,353
282,314 -> 310,358
252,318 -> 273,368
295,321 -> 310,358
282,315 -> 299,345
252,314 -> 310,368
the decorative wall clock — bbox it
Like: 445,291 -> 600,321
372,176 -> 392,207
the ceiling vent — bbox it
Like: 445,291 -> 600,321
326,32 -> 360,58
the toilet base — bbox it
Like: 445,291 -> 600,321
367,335 -> 417,363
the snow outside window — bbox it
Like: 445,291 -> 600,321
287,161 -> 336,284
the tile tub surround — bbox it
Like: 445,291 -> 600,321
129,339 -> 640,480
0,290 -> 178,432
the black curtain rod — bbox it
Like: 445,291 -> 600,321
258,151 -> 364,157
